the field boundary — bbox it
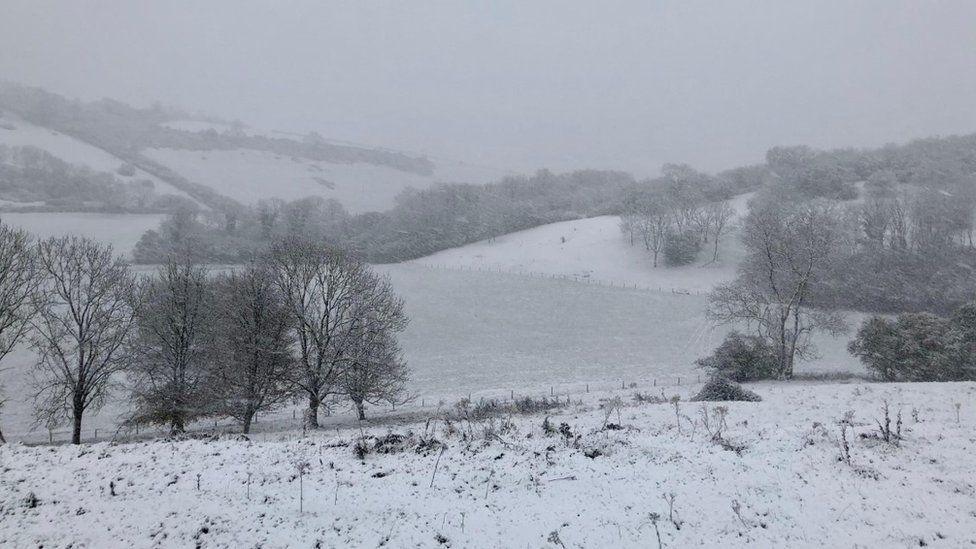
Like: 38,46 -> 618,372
415,262 -> 710,296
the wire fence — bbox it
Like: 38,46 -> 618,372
9,372 -> 708,446
8,264 -> 712,445
415,262 -> 710,296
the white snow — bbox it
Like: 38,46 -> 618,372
0,212 -> 165,258
0,114 -> 197,201
1,264 -> 862,444
413,215 -> 745,293
143,147 -> 433,213
2,381 -> 972,548
143,147 -> 510,213
160,119 -> 237,134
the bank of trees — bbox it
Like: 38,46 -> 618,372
620,164 -> 737,267
134,169 -> 641,264
0,222 -> 409,444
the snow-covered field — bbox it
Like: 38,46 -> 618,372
414,215 -> 745,292
0,264 -> 862,444
0,113 -> 196,201
0,212 -> 165,258
415,193 -> 754,293
2,381 -> 973,548
143,147 -> 507,213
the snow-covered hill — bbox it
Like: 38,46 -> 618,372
0,113 -> 197,202
144,147 -> 507,213
2,381 -> 972,547
413,193 -> 753,293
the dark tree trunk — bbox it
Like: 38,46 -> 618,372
306,393 -> 320,428
242,410 -> 253,434
354,399 -> 366,421
170,416 -> 185,436
72,404 -> 84,445
0,423 -> 6,444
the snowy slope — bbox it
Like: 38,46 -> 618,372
0,113 -> 197,201
2,381 -> 973,548
143,147 -> 511,213
413,216 -> 744,292
1,264 -> 862,444
414,193 -> 754,293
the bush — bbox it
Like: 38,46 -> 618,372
848,313 -> 961,381
696,332 -> 779,381
692,377 -> 761,402
663,230 -> 701,266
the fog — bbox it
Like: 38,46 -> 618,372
2,0 -> 975,175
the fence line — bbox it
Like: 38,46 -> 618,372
9,373 -> 706,446
415,262 -> 708,296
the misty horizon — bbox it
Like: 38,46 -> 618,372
3,1 -> 976,176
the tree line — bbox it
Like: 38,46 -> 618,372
133,166 -> 758,265
0,223 -> 408,445
702,156 -> 976,381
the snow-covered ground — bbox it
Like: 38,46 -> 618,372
414,193 -> 754,293
0,212 -> 165,258
0,264 -> 862,444
413,216 -> 745,293
2,381 -> 973,548
143,147 -> 507,213
0,113 -> 197,201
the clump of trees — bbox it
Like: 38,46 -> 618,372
620,164 -> 737,267
848,303 -> 976,381
0,222 -> 410,444
267,238 -> 408,427
0,145 -> 195,213
707,197 -> 848,379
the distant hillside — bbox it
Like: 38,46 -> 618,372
0,81 -> 511,215
412,212 -> 745,293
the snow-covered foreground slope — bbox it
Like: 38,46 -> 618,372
144,147 -> 510,213
2,381 -> 973,548
413,215 -> 746,292
0,264 -> 861,443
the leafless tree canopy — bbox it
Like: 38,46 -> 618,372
0,223 -> 42,444
127,257 -> 216,434
30,236 -> 137,444
341,304 -> 409,420
267,238 -> 408,428
212,262 -> 294,433
708,199 -> 847,378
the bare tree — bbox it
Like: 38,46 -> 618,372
0,223 -> 42,444
707,200 -> 846,378
704,200 -> 735,263
268,238 -> 407,428
31,237 -> 137,444
127,256 -> 216,434
630,204 -> 672,268
340,306 -> 409,421
212,263 -> 293,433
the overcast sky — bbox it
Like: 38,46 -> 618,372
2,1 -> 976,176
